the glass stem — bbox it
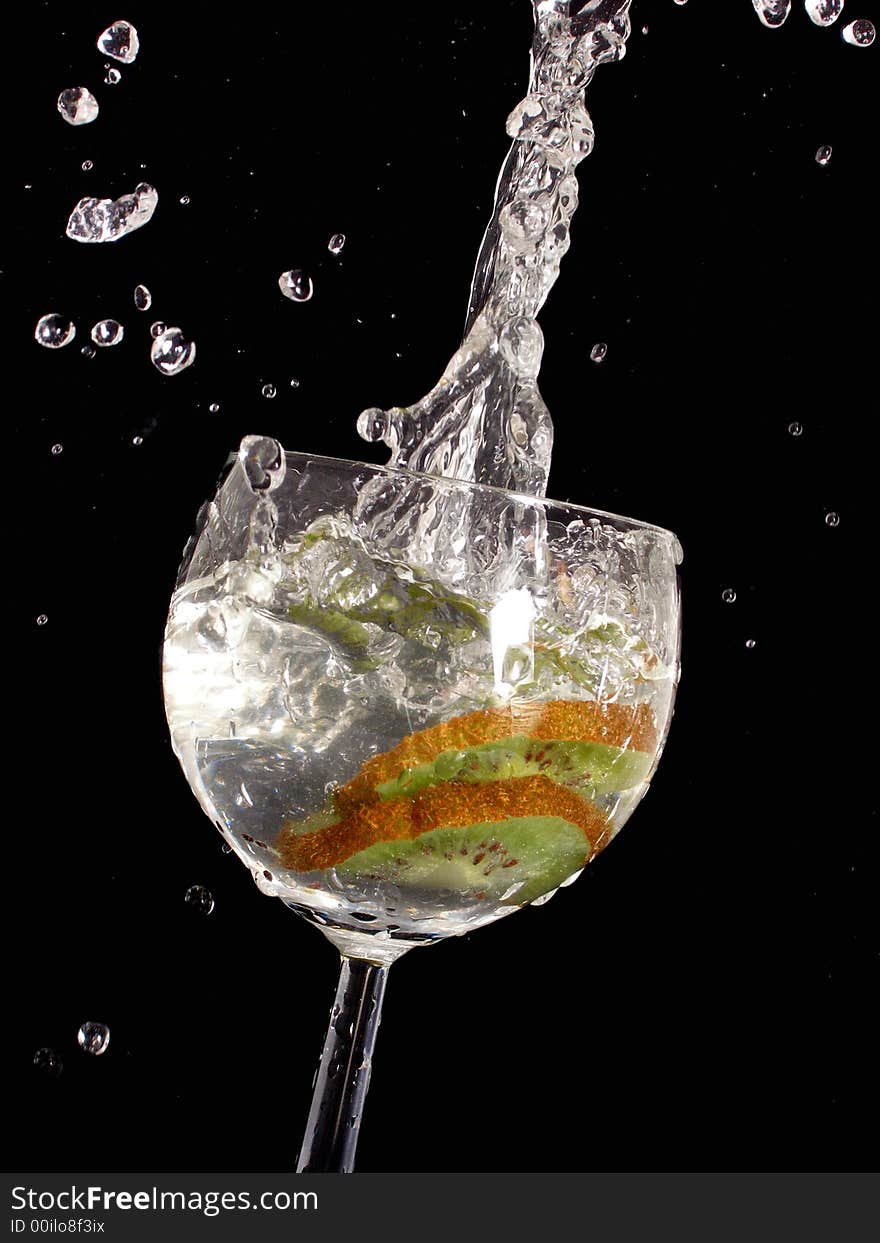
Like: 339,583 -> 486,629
296,955 -> 389,1173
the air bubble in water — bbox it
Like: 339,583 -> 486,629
842,17 -> 874,43
82,160 -> 94,172
66,182 -> 157,243
51,443 -> 63,455
36,614 -> 48,626
57,87 -> 99,126
590,342 -> 608,363
185,884 -> 215,914
825,511 -> 840,527
721,588 -> 737,603
33,1048 -> 62,1077
261,383 -> 276,399
150,321 -> 165,338
97,20 -> 139,63
805,1 -> 844,25
134,284 -> 152,311
328,233 -> 346,254
104,67 -> 122,85
788,421 -> 803,436
35,313 -> 75,349
815,145 -> 833,165
278,269 -> 313,302
238,434 -> 286,493
77,1021 -> 110,1056
752,0 -> 792,27
150,327 -> 196,376
91,319 -> 124,347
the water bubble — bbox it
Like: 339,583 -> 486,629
132,435 -> 143,446
77,1021 -> 110,1056
66,182 -> 157,244
357,407 -> 389,443
91,318 -> 124,347
34,313 -> 75,349
51,443 -> 63,455
57,87 -> 99,126
328,233 -> 346,254
184,884 -> 215,914
238,434 -> 286,493
104,67 -> 122,86
788,421 -> 803,436
179,194 -> 190,205
752,0 -> 792,27
151,327 -> 196,376
805,0 -> 844,26
721,588 -> 737,603
815,144 -> 833,166
36,614 -> 48,626
80,344 -> 96,359
278,269 -> 314,302
590,342 -> 608,363
81,159 -> 94,172
745,639 -> 757,649
842,17 -> 875,43
208,402 -> 220,413
97,20 -> 139,63
150,321 -> 166,338
33,1048 -> 62,1077
261,383 -> 276,399
134,284 -> 152,311
825,511 -> 840,527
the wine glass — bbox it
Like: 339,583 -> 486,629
162,438 -> 682,1171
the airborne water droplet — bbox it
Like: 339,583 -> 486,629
97,20 -> 139,63
842,17 -> 875,44
278,269 -> 314,302
328,233 -> 346,254
66,183 -> 157,243
51,443 -> 63,455
80,344 -> 96,359
825,511 -> 840,527
35,313 -> 75,349
82,160 -> 94,172
752,0 -> 792,27
356,407 -> 389,443
261,383 -> 276,399
179,194 -> 190,205
238,434 -> 286,493
150,321 -> 166,338
151,327 -> 196,375
208,402 -> 220,413
745,638 -> 757,649
815,144 -> 832,166
104,67 -> 122,86
184,884 -> 215,914
36,614 -> 48,626
590,342 -> 608,363
91,318 -> 124,347
788,421 -> 803,436
77,1021 -> 110,1056
33,1048 -> 62,1077
721,588 -> 737,603
57,87 -> 99,126
805,0 -> 844,26
134,284 -> 152,311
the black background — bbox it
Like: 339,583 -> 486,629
6,2 -> 875,1172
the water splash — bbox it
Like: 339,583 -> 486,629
66,182 -> 158,243
356,1 -> 633,500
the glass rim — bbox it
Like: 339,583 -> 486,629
229,447 -> 680,541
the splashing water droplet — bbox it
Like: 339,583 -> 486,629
33,1048 -> 62,1077
104,67 -> 122,85
815,144 -> 833,165
752,0 -> 792,27
66,182 -> 157,244
825,511 -> 840,527
57,87 -> 99,126
208,402 -> 220,413
721,588 -> 737,603
77,1021 -> 110,1056
97,20 -> 139,63
179,194 -> 190,205
150,321 -> 166,338
35,313 -> 75,349
328,232 -> 346,254
51,443 -> 63,455
356,407 -> 389,443
36,614 -> 48,626
80,344 -> 96,359
90,318 -> 124,347
150,327 -> 196,376
842,17 -> 875,43
289,377 -> 300,389
278,269 -> 313,302
590,342 -> 608,363
805,0 -> 844,26
81,159 -> 94,172
185,884 -> 215,914
132,435 -> 143,446
745,638 -> 757,649
134,284 -> 152,311
238,435 -> 286,493
788,421 -> 803,436
261,383 -> 276,399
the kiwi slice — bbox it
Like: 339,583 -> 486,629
336,814 -> 589,905
374,735 -> 651,802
